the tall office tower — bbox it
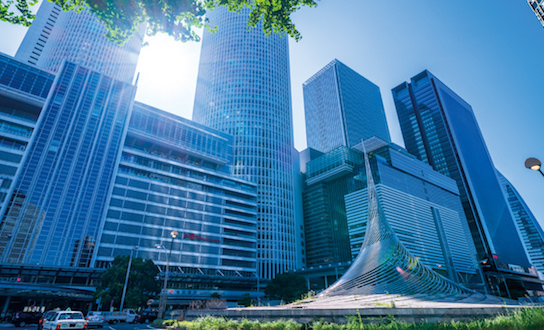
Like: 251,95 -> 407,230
346,139 -> 478,285
392,70 -> 537,295
300,138 -> 478,287
303,59 -> 390,153
0,61 -> 136,266
193,8 -> 299,279
94,102 -> 259,301
15,1 -> 142,83
0,53 -> 54,213
498,171 -> 544,275
303,146 -> 364,267
528,0 -> 544,28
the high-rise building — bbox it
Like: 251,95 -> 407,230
528,0 -> 544,28
300,137 -> 479,289
497,171 -> 544,275
94,101 -> 259,301
192,8 -> 300,279
0,52 -> 262,307
346,139 -> 478,286
0,53 -> 54,212
0,60 -> 136,266
15,1 -> 142,83
302,146 -> 364,267
303,59 -> 390,153
392,70 -> 538,295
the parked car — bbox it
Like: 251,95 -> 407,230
121,309 -> 137,323
85,312 -> 105,328
136,310 -> 158,324
41,311 -> 86,330
38,311 -> 58,330
12,312 -> 43,327
102,311 -> 128,324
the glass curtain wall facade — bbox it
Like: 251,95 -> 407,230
192,8 -> 298,279
0,61 -> 135,267
497,171 -> 544,275
345,142 -> 479,285
94,102 -> 258,291
0,54 -> 53,212
15,1 -> 142,83
303,59 -> 390,153
303,146 -> 364,266
529,0 -> 544,27
392,71 -> 533,292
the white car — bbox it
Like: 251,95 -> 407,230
122,309 -> 138,324
85,312 -> 105,328
42,311 -> 87,330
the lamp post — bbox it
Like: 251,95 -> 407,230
120,246 -> 138,312
525,157 -> 544,177
158,230 -> 178,319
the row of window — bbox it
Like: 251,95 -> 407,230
0,55 -> 54,98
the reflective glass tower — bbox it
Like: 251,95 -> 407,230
193,8 -> 298,279
15,1 -> 142,83
528,0 -> 544,28
392,71 -> 535,295
0,61 -> 135,266
303,59 -> 390,153
498,171 -> 544,275
0,53 -> 54,212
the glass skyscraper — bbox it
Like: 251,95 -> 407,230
303,59 -> 390,153
303,146 -> 364,267
392,70 -> 536,295
0,61 -> 136,266
0,53 -> 54,212
301,138 -> 478,285
345,140 -> 478,285
528,0 -> 544,28
192,8 -> 299,279
498,171 -> 544,275
15,1 -> 142,83
0,52 -> 262,305
94,102 -> 259,300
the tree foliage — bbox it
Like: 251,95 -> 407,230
237,293 -> 253,307
95,256 -> 160,310
0,0 -> 317,44
264,273 -> 307,303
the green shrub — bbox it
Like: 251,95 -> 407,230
166,316 -> 303,329
151,319 -> 165,328
159,307 -> 544,330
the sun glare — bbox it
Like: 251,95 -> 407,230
134,33 -> 202,120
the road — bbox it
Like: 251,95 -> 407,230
0,323 -> 157,330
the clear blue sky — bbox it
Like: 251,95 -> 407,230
1,1 -> 543,230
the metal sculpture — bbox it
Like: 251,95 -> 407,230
320,145 -> 471,297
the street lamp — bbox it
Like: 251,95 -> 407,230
120,246 -> 138,311
525,157 -> 544,177
158,230 -> 178,319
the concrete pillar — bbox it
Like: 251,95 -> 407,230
503,277 -> 512,299
2,296 -> 11,316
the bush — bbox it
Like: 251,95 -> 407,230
165,316 -> 303,329
151,319 -> 165,328
153,308 -> 544,330
314,307 -> 544,330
